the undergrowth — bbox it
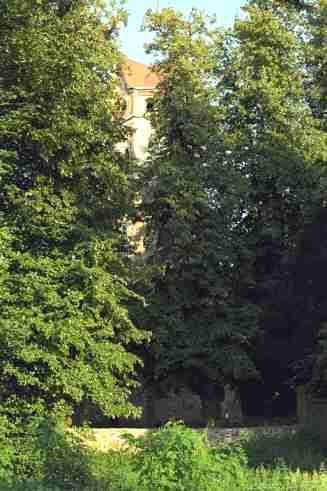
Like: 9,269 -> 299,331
1,419 -> 327,490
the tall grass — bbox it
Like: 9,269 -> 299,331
2,419 -> 327,490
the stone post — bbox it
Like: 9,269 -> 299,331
221,384 -> 243,426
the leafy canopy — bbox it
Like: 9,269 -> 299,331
0,0 -> 148,420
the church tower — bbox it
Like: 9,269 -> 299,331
120,58 -> 160,254
121,58 -> 160,162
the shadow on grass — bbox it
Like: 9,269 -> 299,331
240,424 -> 327,472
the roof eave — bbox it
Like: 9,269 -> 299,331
128,85 -> 157,90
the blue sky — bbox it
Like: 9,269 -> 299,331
120,0 -> 245,63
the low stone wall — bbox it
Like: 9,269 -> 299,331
88,425 -> 297,452
207,425 -> 297,442
89,428 -> 149,452
297,385 -> 327,424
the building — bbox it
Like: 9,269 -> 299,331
119,58 -> 160,255
121,58 -> 160,162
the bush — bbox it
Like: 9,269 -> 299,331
2,420 -> 327,490
34,418 -> 95,489
128,421 -> 237,491
0,415 -> 96,490
89,448 -> 139,491
0,416 -> 15,488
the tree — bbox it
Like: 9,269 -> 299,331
140,8 -> 258,414
219,1 -> 311,397
285,0 -> 327,394
141,2 -> 327,419
0,0 -> 148,421
218,0 -> 327,411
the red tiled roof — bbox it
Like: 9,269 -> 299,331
122,58 -> 160,88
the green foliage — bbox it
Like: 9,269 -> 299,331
141,8 -> 258,391
0,416 -> 15,488
130,421 -> 224,491
0,0 -> 148,422
3,422 -> 327,490
291,0 -> 327,391
9,416 -> 95,490
218,0 -> 321,393
140,0 -> 327,402
239,429 -> 327,472
88,447 -> 139,491
0,414 -> 138,490
222,0 -> 327,399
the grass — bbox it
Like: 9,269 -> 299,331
2,420 -> 327,490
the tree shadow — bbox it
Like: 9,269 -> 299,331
241,426 -> 327,472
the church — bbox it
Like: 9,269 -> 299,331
118,58 -> 161,255
121,57 -> 160,162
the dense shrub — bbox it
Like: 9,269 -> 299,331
129,421 -> 224,490
0,416 -> 15,488
0,416 -> 96,490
